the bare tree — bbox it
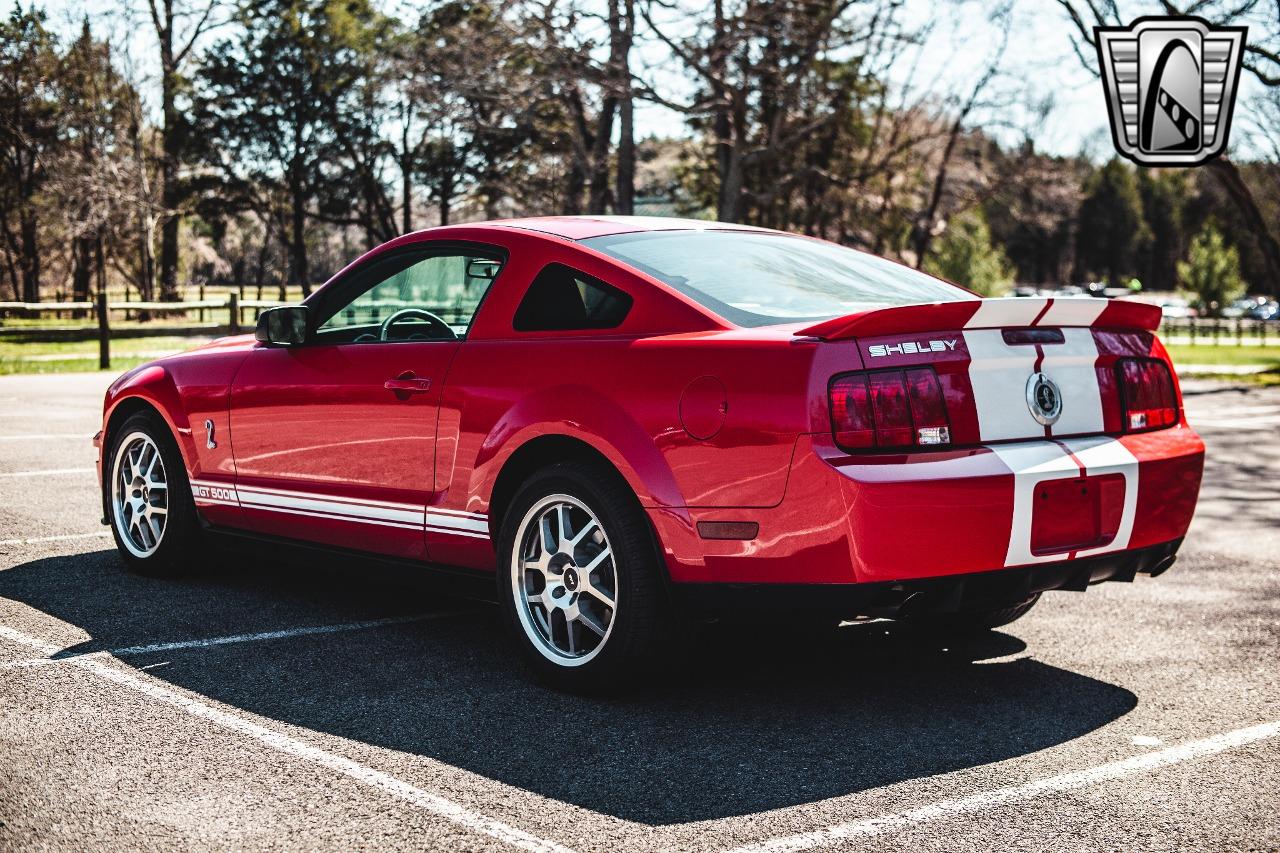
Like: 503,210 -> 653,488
1056,0 -> 1280,294
145,0 -> 222,300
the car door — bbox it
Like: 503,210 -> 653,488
228,243 -> 504,560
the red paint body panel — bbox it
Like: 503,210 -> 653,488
96,218 -> 1204,599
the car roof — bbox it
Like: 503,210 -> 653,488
485,215 -> 774,241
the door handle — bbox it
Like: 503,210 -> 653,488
384,372 -> 431,399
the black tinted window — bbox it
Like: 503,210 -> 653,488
513,263 -> 632,331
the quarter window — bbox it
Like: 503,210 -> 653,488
512,263 -> 633,332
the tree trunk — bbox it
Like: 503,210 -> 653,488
439,171 -> 454,226
614,0 -> 636,215
912,117 -> 965,269
291,192 -> 310,296
157,0 -> 181,301
72,234 -> 94,302
132,114 -> 157,302
564,156 -> 586,215
19,211 -> 39,303
587,0 -> 627,214
711,0 -> 733,221
1206,158 -> 1280,295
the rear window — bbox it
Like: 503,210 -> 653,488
581,231 -> 975,327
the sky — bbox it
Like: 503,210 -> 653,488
55,0 -> 1274,163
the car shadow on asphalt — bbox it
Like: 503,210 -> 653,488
0,549 -> 1138,825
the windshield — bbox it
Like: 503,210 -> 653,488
581,230 -> 976,327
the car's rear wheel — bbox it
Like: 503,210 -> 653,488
904,592 -> 1041,634
497,461 -> 669,691
106,411 -> 202,577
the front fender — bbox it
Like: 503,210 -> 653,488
103,364 -> 198,470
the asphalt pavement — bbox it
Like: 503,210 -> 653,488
0,371 -> 1277,851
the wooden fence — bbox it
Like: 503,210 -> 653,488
0,294 -> 283,368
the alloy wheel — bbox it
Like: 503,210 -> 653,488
111,431 -> 169,559
512,494 -> 618,666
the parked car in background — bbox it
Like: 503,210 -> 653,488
1158,297 -> 1196,319
1247,300 -> 1279,321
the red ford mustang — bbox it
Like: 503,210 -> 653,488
96,216 -> 1204,689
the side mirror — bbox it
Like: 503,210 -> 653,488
255,305 -> 308,346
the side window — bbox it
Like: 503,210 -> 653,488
314,251 -> 502,344
512,263 -> 633,332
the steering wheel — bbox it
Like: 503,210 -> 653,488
379,308 -> 456,342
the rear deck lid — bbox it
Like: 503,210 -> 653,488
806,297 -> 1165,444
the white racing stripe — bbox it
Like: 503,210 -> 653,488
0,623 -> 571,853
964,298 -> 1047,328
727,720 -> 1280,853
962,327 -> 1104,442
988,437 -> 1139,567
962,330 -> 1040,441
1038,328 -> 1104,436
1036,297 -> 1106,327
189,480 -> 490,540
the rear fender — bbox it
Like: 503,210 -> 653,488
468,384 -> 684,513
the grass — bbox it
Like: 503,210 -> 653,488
0,336 -> 210,375
1164,344 -> 1280,367
1164,344 -> 1280,386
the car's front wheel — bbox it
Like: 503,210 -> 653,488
497,461 -> 670,691
106,411 -> 202,576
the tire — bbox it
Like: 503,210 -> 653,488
105,410 -> 203,577
905,592 -> 1041,635
496,460 -> 671,692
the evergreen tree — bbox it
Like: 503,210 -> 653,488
924,210 -> 1014,297
1178,224 -> 1246,318
1076,158 -> 1148,287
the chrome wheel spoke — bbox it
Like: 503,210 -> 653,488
575,609 -> 607,638
555,505 -> 573,551
566,518 -> 599,549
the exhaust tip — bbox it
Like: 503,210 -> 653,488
1147,555 -> 1177,578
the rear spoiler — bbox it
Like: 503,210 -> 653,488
796,297 -> 1162,341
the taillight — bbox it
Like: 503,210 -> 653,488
1116,358 -> 1177,432
829,368 -> 951,451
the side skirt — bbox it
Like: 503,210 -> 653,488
198,522 -> 498,604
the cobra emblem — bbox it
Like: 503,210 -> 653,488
1026,373 -> 1063,426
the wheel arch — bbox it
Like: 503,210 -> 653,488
489,435 -> 632,537
100,396 -> 175,524
486,433 -> 675,593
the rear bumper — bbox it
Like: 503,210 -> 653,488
673,538 -> 1182,616
649,425 -> 1204,586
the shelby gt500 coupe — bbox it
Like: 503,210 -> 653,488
97,216 -> 1204,688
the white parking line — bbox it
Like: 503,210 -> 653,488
3,613 -> 462,668
0,434 -> 90,440
0,531 -> 111,547
0,622 -> 573,853
726,720 -> 1280,853
0,467 -> 96,478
